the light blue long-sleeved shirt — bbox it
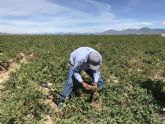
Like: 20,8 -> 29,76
70,47 -> 102,83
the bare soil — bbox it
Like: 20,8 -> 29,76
0,52 -> 33,89
39,83 -> 60,124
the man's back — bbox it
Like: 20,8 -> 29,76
70,47 -> 98,66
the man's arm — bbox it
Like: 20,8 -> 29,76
93,70 -> 100,83
73,60 -> 83,83
93,69 -> 100,88
73,60 -> 91,89
93,53 -> 102,86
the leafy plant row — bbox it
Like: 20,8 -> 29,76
0,35 -> 165,123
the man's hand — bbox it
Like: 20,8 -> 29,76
91,82 -> 97,90
92,82 -> 97,87
82,82 -> 90,90
82,82 -> 98,90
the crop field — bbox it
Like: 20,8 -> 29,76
0,35 -> 165,124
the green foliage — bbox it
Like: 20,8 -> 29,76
0,35 -> 165,123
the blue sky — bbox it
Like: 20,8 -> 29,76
0,0 -> 165,33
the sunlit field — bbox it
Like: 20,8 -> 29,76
0,35 -> 165,123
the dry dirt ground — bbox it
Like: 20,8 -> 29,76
0,62 -> 20,87
39,85 -> 60,124
0,52 -> 60,124
0,53 -> 55,124
0,53 -> 33,88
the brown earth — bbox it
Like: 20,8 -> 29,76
39,83 -> 60,124
0,52 -> 33,89
0,62 -> 20,88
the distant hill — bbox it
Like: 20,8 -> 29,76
0,32 -> 10,35
101,27 -> 165,35
1,27 -> 165,35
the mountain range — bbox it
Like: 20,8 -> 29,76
100,27 -> 165,35
1,27 -> 165,35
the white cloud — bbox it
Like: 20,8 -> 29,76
0,19 -> 155,33
0,0 -> 116,33
0,0 -> 157,33
161,22 -> 165,25
141,22 -> 153,26
0,0 -> 66,16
